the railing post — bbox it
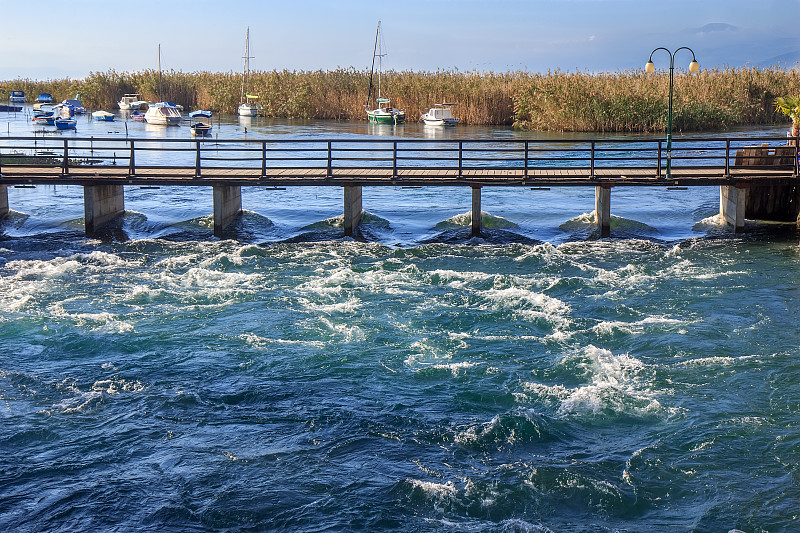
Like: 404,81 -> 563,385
195,140 -> 201,177
590,140 -> 595,179
392,141 -> 398,177
458,141 -> 463,177
657,140 -> 662,179
62,139 -> 69,175
327,141 -> 332,178
128,140 -> 135,176
725,139 -> 731,178
262,141 -> 267,177
524,140 -> 529,177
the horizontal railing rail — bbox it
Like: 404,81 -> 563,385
0,135 -> 797,179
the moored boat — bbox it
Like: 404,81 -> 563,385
237,28 -> 262,117
92,110 -> 115,121
54,117 -> 77,130
0,104 -> 22,112
9,90 -> 25,103
421,103 -> 459,126
144,102 -> 182,125
189,110 -> 212,136
36,93 -> 53,103
32,113 -> 55,125
59,97 -> 85,114
118,93 -> 147,110
364,21 -> 405,125
130,111 -> 145,122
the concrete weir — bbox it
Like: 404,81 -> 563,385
213,185 -> 242,237
595,185 -> 611,237
720,185 -> 747,231
471,186 -> 482,237
84,184 -> 124,236
343,185 -> 362,237
0,185 -> 8,218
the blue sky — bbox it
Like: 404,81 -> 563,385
1,0 -> 797,80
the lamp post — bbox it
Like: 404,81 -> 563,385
645,47 -> 699,179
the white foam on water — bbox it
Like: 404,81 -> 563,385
591,315 -> 685,336
483,286 -> 572,329
53,376 -> 145,414
428,361 -> 484,376
523,346 -> 673,418
407,478 -> 458,500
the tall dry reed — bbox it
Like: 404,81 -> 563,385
2,66 -> 797,131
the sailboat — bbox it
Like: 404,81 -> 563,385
364,21 -> 405,125
238,27 -> 262,117
145,44 -> 182,126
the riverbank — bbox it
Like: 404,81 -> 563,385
2,66 -> 797,131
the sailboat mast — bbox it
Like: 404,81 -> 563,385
377,21 -> 382,100
158,44 -> 162,102
366,21 -> 379,107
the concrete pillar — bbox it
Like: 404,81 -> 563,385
84,184 -> 124,236
213,185 -> 242,237
595,186 -> 611,237
471,186 -> 482,237
720,185 -> 746,231
0,185 -> 7,218
343,185 -> 362,237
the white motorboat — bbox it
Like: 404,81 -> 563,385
118,94 -> 147,110
237,27 -> 262,117
144,102 -> 182,125
421,103 -> 458,126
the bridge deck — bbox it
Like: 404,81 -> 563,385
1,165 -> 796,187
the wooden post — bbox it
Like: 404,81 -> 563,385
595,185 -> 611,237
343,185 -> 362,237
213,185 -> 242,237
128,140 -> 135,176
471,185 -> 482,237
195,141 -> 201,177
262,141 -> 267,177
84,184 -> 124,236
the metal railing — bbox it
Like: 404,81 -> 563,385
0,135 -> 797,178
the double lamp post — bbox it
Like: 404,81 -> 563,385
645,47 -> 700,179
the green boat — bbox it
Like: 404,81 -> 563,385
364,21 -> 405,125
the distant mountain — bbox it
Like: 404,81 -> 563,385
695,22 -> 737,33
758,50 -> 800,68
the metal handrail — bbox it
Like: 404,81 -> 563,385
0,135 -> 796,177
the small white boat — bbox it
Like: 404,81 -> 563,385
144,102 -> 182,125
118,93 -> 146,110
364,21 -> 405,124
92,110 -> 115,121
421,103 -> 458,126
9,90 -> 25,103
237,28 -> 262,117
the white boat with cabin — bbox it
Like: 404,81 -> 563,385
421,103 -> 458,126
145,45 -> 183,126
118,94 -> 147,110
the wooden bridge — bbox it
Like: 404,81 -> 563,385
0,134 -> 797,237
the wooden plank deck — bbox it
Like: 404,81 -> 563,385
0,164 -> 796,187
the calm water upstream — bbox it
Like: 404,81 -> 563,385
1,109 -> 799,532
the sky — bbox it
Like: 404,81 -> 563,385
1,0 -> 798,80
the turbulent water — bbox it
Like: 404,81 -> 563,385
1,116 -> 799,532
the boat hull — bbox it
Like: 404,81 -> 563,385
238,103 -> 261,117
367,109 -> 406,124
54,118 -> 77,130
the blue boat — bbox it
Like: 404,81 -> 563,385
32,113 -> 55,125
189,110 -> 213,136
9,90 -> 25,103
0,104 -> 22,112
36,93 -> 53,103
54,117 -> 77,130
92,111 -> 115,121
59,97 -> 85,114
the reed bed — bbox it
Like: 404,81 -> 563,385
2,66 -> 797,132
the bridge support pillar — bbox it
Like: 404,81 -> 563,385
0,185 -> 7,218
471,186 -> 482,237
720,185 -> 747,231
213,185 -> 242,237
84,184 -> 124,237
343,185 -> 362,237
595,186 -> 611,237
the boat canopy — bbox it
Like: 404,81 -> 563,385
376,98 -> 390,103
245,94 -> 260,100
189,110 -> 212,118
11,91 -> 24,97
